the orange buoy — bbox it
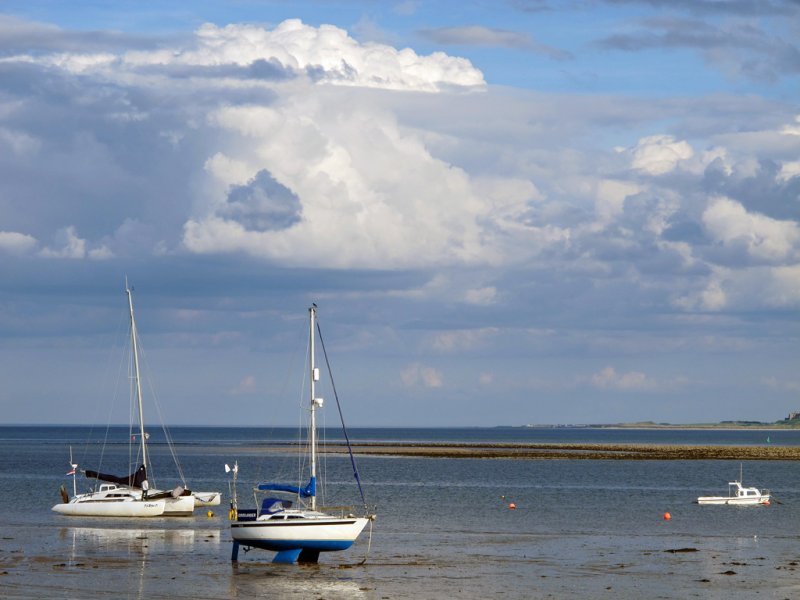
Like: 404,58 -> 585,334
663,512 -> 671,520
508,503 -> 516,509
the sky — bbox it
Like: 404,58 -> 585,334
0,0 -> 798,427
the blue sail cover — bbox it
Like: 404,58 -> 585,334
257,476 -> 316,498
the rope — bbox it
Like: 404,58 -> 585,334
315,320 -> 368,509
358,518 -> 374,565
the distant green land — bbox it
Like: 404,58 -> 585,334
513,418 -> 800,429
603,420 -> 800,429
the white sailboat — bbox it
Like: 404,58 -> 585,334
52,282 -> 217,517
230,305 -> 374,563
53,451 -> 166,517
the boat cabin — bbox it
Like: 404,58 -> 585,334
732,483 -> 761,498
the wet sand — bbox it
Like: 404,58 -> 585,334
3,523 -> 800,599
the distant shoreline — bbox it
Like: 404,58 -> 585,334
506,422 -> 800,430
3,421 -> 800,429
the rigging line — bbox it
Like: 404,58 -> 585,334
90,317 -> 129,491
137,338 -> 187,487
315,319 -> 367,509
254,319 -> 304,488
83,300 -> 128,476
319,408 -> 327,507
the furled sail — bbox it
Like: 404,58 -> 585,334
84,464 -> 148,489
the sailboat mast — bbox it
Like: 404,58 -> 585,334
309,305 -> 317,511
126,282 -> 148,478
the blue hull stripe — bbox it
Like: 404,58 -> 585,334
241,539 -> 354,552
232,519 -> 358,529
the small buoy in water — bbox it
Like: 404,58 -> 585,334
207,510 -> 214,518
508,503 -> 516,510
663,512 -> 671,520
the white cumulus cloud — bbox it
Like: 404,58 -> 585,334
0,231 -> 38,255
703,196 -> 800,264
401,363 -> 443,388
630,135 -> 694,175
591,366 -> 658,391
184,99 -> 494,268
229,375 -> 257,395
39,226 -> 112,260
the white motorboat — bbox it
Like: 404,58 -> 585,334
697,466 -> 771,506
697,480 -> 771,505
230,305 -> 374,563
52,281 -> 217,518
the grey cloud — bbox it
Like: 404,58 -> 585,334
419,25 -> 573,60
306,60 -> 360,83
220,170 -> 302,232
0,62 -> 212,253
0,15 -> 172,54
662,220 -> 708,245
136,58 -> 295,82
510,0 -> 799,18
594,16 -> 800,82
600,0 -> 799,18
702,160 -> 800,222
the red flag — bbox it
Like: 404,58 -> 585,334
66,469 -> 76,476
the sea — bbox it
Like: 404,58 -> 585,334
2,425 -> 800,599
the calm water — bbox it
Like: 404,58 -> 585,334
1,424 -> 795,445
2,426 -> 800,599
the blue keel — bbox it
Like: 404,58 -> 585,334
231,541 -> 240,561
272,548 -> 303,563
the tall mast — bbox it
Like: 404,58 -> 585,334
126,280 -> 148,478
309,304 -> 318,511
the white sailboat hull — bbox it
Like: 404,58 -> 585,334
160,495 -> 195,516
52,482 -> 195,517
231,515 -> 369,551
52,499 -> 165,517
